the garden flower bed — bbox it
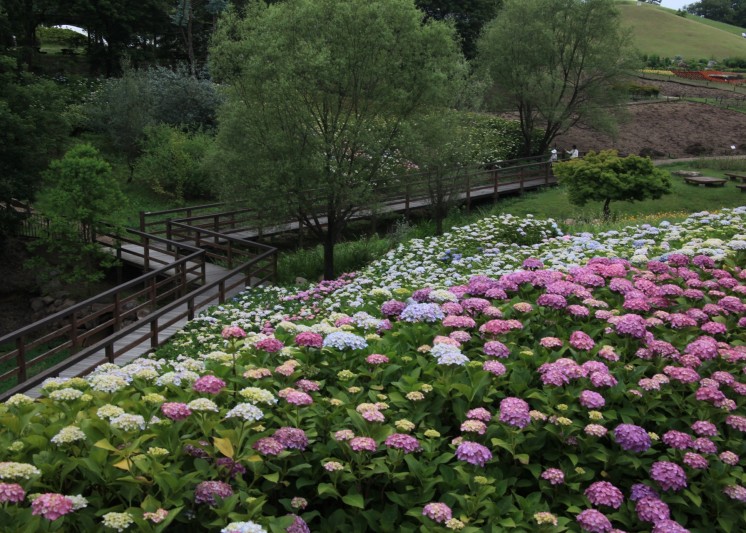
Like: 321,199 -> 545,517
1,208 -> 745,532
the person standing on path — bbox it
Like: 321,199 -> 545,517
566,145 -> 579,159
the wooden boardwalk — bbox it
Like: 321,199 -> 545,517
3,156 -> 554,399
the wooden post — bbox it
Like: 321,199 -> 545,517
493,169 -> 500,201
150,319 -> 158,348
227,241 -> 233,269
405,182 -> 410,218
150,277 -> 157,308
520,166 -> 525,193
70,312 -> 79,353
144,235 -> 150,273
16,337 -> 26,384
188,297 -> 195,320
114,293 -> 122,331
139,211 -> 146,232
465,173 -> 471,213
106,344 -> 114,363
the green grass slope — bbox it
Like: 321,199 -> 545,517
618,2 -> 746,61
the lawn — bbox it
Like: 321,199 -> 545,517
618,2 -> 746,61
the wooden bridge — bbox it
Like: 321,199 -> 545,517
0,156 -> 555,399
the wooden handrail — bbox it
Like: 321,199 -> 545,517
0,247 -> 277,400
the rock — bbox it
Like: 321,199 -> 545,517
136,307 -> 152,320
295,277 -> 308,285
30,298 -> 45,312
672,170 -> 702,177
60,298 -> 77,310
41,296 -> 55,305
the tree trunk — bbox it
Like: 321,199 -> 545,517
603,197 -> 611,221
323,225 -> 335,280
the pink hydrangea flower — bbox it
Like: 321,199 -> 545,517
255,337 -> 284,353
193,375 -> 226,395
349,437 -> 377,452
0,483 -> 25,503
31,493 -> 74,520
294,332 -> 323,348
569,331 -> 595,351
422,502 -> 452,524
161,402 -> 192,421
541,468 -> 564,485
222,326 -> 246,339
384,433 -> 421,453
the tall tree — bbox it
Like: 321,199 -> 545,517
210,0 -> 462,279
28,143 -> 128,284
0,54 -> 69,241
171,0 -> 227,75
415,0 -> 501,59
477,0 -> 638,156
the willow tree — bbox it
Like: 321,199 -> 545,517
477,0 -> 638,156
209,0 -> 463,279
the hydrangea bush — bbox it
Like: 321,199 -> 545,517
1,209 -> 745,532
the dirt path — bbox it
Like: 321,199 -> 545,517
554,100 -> 746,159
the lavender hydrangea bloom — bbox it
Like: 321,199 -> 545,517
194,481 -> 233,506
322,332 -> 368,351
635,497 -> 670,523
399,303 -> 445,323
614,424 -> 652,453
455,441 -> 492,467
499,397 -> 530,429
576,509 -> 612,533
650,461 -> 687,492
584,481 -> 623,509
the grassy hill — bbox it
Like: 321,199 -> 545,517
618,2 -> 746,61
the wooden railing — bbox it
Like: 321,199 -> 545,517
141,155 -> 555,240
0,155 -> 549,397
0,243 -> 276,399
0,231 -> 206,393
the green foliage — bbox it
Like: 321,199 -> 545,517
84,64 -> 222,178
477,0 -> 639,156
553,149 -> 672,220
415,0 -> 501,59
210,0 -> 463,279
28,144 -> 129,284
36,26 -> 86,48
0,54 -> 71,241
134,125 -> 216,203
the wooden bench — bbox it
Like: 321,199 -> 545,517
737,184 -> 746,193
725,173 -> 746,183
61,48 -> 77,56
683,176 -> 727,187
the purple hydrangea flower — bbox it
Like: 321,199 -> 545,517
584,481 -> 623,509
194,481 -> 233,506
541,468 -> 565,485
650,461 -> 687,492
273,428 -> 309,451
576,509 -> 612,532
455,441 -> 492,467
499,397 -> 530,429
579,390 -> 606,409
422,502 -> 452,524
384,433 -> 421,453
614,424 -> 652,453
636,496 -> 670,523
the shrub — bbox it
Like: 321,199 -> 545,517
134,125 -> 215,203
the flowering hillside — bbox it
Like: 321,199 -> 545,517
1,208 -> 746,532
